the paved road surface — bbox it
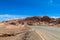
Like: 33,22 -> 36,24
29,26 -> 60,40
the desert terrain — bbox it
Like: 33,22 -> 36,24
0,16 -> 60,40
29,26 -> 60,40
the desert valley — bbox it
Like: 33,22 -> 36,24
0,16 -> 60,40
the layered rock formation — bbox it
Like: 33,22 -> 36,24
2,16 -> 60,26
0,16 -> 60,40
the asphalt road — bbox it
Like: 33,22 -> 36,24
29,26 -> 60,40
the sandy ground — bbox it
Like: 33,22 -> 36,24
0,23 -> 42,40
29,26 -> 60,40
0,30 -> 42,40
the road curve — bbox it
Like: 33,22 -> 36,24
29,26 -> 60,40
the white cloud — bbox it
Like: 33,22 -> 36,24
1,14 -> 60,22
0,14 -> 29,22
50,16 -> 60,18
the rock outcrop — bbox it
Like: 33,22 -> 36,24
2,16 -> 60,27
0,16 -> 60,40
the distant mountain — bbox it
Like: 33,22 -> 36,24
0,14 -> 29,22
2,16 -> 60,27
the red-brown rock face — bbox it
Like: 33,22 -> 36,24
2,16 -> 60,26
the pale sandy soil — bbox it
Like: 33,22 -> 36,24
0,30 -> 42,40
0,23 -> 42,40
29,26 -> 60,40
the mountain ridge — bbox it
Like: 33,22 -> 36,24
2,16 -> 60,27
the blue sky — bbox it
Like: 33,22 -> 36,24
0,0 -> 60,21
0,0 -> 60,16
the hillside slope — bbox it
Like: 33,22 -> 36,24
0,30 -> 42,40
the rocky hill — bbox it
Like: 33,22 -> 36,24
2,16 -> 60,26
0,16 -> 60,40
